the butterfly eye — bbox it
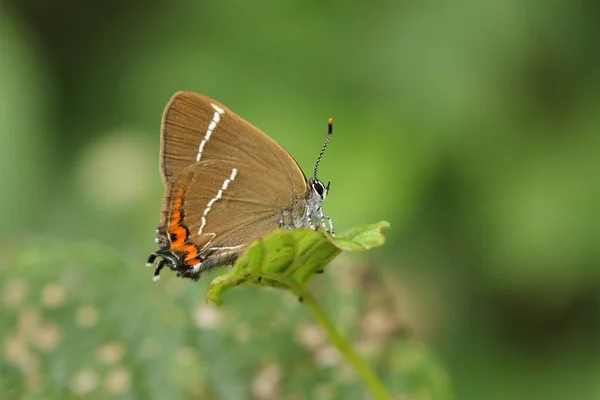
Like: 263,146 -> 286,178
312,181 -> 325,198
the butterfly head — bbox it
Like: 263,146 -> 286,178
309,178 -> 330,201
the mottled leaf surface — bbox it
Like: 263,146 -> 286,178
207,221 -> 390,305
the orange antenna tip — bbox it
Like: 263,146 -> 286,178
315,117 -> 334,178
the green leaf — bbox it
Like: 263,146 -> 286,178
207,221 -> 390,305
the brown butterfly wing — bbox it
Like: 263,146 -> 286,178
160,91 -> 306,190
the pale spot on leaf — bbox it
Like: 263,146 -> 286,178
97,342 -> 126,365
104,367 -> 131,394
75,305 -> 101,328
32,322 -> 62,351
40,283 -> 66,308
70,369 -> 99,395
193,303 -> 225,330
314,345 -> 342,367
252,364 -> 282,400
295,323 -> 327,352
361,306 -> 398,342
3,335 -> 33,368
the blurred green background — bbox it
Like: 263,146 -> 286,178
1,0 -> 599,399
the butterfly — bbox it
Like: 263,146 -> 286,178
146,92 -> 334,281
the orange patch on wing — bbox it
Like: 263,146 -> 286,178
169,209 -> 181,227
181,245 -> 198,263
167,190 -> 189,248
172,192 -> 184,208
166,189 -> 201,268
168,224 -> 187,248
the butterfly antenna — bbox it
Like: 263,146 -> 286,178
314,118 -> 333,179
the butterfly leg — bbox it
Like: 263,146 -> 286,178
319,207 -> 336,237
319,207 -> 328,231
153,259 -> 167,281
325,214 -> 335,237
146,252 -> 158,267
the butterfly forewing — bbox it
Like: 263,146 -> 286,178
160,91 -> 306,191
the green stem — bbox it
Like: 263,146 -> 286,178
263,273 -> 392,400
301,291 -> 392,400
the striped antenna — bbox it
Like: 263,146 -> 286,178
314,118 -> 333,179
